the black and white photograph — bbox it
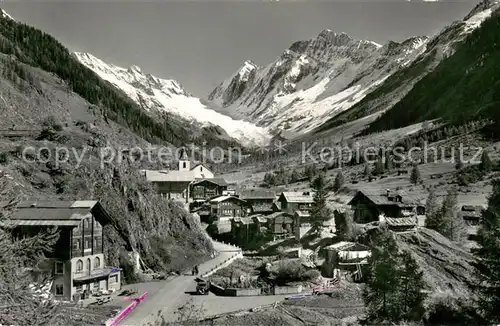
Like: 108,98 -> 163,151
0,0 -> 500,325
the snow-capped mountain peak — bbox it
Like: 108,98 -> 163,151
238,60 -> 259,81
207,30 -> 428,135
74,52 -> 271,146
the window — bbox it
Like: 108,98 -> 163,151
76,259 -> 83,272
109,275 -> 118,284
84,239 -> 90,249
72,239 -> 80,251
55,284 -> 63,295
183,162 -> 186,169
87,258 -> 91,271
55,262 -> 64,275
84,218 -> 89,229
75,284 -> 82,292
93,281 -> 100,290
94,257 -> 101,269
94,237 -> 100,248
200,166 -> 203,171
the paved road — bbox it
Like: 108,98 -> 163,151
117,241 -> 242,326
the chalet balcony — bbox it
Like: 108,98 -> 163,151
73,267 -> 120,282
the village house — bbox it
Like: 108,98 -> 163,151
348,189 -> 424,226
265,212 -> 295,241
277,191 -> 314,215
461,205 -> 484,226
0,200 -> 121,302
209,195 -> 248,221
143,149 -> 214,203
323,241 -> 371,278
238,189 -> 276,214
190,178 -> 228,202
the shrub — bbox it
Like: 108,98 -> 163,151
0,152 -> 7,164
273,260 -> 320,286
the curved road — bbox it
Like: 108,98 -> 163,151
118,241 -> 242,326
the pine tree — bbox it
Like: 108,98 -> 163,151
398,251 -> 427,321
441,189 -> 467,242
410,165 -> 421,185
310,173 -> 331,233
333,171 -> 344,192
0,173 -> 60,325
385,152 -> 394,171
263,172 -> 276,186
476,180 -> 500,323
425,190 -> 439,222
373,159 -> 385,176
290,169 -> 299,183
364,229 -> 427,323
364,164 -> 371,178
480,150 -> 493,172
334,209 -> 354,240
305,164 -> 317,181
364,229 -> 401,321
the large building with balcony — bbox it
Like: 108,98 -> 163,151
1,200 -> 121,301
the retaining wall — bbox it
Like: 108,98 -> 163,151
225,288 -> 262,296
273,285 -> 303,295
201,251 -> 243,278
209,282 -> 303,297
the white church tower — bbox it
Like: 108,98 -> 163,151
178,148 -> 190,171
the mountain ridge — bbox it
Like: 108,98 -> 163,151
74,52 -> 272,147
207,29 -> 427,135
314,0 -> 499,134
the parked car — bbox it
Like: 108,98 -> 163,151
195,278 -> 210,295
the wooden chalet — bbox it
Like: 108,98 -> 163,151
239,189 -> 276,214
0,200 -> 121,301
190,178 -> 228,201
209,195 -> 247,221
266,212 -> 294,241
348,189 -> 423,224
461,205 -> 484,226
277,191 -> 314,215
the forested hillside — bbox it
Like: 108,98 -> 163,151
0,16 -> 230,147
0,14 -> 214,282
365,10 -> 500,136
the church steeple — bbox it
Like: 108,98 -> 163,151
178,148 -> 190,171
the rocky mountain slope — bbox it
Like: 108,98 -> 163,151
0,11 -> 212,280
74,53 -> 271,147
360,0 -> 500,136
207,29 -> 428,135
316,0 -> 500,134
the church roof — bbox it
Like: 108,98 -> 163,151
179,148 -> 189,160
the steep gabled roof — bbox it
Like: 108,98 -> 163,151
239,189 -> 275,200
192,178 -> 228,186
0,200 -> 111,227
191,163 -> 213,173
179,147 -> 189,160
279,191 -> 314,204
209,195 -> 246,204
145,170 -> 196,182
348,190 -> 420,207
